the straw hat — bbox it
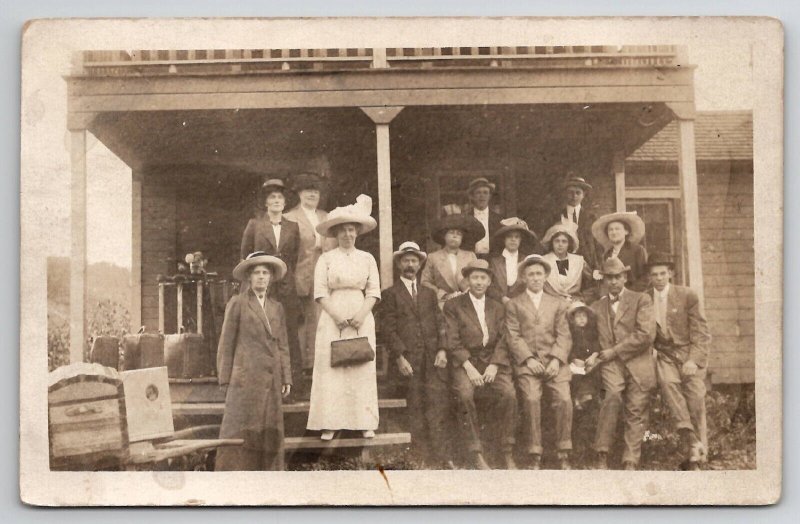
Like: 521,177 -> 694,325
563,176 -> 593,192
591,211 -> 646,249
431,213 -> 485,248
393,241 -> 427,263
466,177 -> 496,195
493,217 -> 539,251
517,254 -> 552,276
233,251 -> 288,282
460,259 -> 494,279
541,223 -> 580,254
316,194 -> 378,238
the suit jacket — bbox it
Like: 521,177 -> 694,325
283,206 -> 338,297
464,204 -> 504,255
443,292 -> 510,372
380,279 -> 446,372
591,289 -> 657,390
602,241 -> 649,292
420,248 -> 477,306
550,207 -> 602,270
504,291 -> 572,375
216,290 -> 291,467
647,284 -> 711,368
240,215 -> 301,297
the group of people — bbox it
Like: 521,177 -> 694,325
212,173 -> 711,473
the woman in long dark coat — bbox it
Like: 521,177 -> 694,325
215,251 -> 292,471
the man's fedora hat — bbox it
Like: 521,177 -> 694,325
493,217 -> 539,250
393,241 -> 427,263
517,254 -> 552,276
233,251 -> 288,282
541,223 -> 580,254
646,252 -> 676,269
563,175 -> 593,192
600,257 -> 631,276
432,213 -> 485,248
591,211 -> 646,249
461,258 -> 494,279
466,177 -> 496,195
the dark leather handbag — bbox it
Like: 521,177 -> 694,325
330,327 -> 375,368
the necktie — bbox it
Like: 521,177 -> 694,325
658,293 -> 667,330
411,280 -> 418,304
257,294 -> 272,333
572,209 -> 578,223
609,294 -> 619,319
556,258 -> 569,276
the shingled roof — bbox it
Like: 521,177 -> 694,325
628,111 -> 753,162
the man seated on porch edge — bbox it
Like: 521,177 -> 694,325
444,259 -> 517,470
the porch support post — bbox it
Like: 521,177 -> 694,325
131,171 -> 143,331
69,129 -> 88,363
360,106 -> 404,289
613,151 -> 626,212
676,117 -> 705,306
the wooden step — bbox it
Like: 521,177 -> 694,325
284,432 -> 410,450
173,398 -> 407,417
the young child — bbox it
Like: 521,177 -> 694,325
567,301 -> 601,410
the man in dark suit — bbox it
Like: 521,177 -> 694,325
504,254 -> 573,470
549,175 -> 602,274
463,177 -> 504,259
444,259 -> 517,470
380,241 -> 453,469
589,257 -> 656,470
646,252 -> 711,470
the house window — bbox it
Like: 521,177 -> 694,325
627,196 -> 686,285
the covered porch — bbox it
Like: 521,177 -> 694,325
65,45 -> 703,361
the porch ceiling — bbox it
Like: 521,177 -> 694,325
88,103 -> 675,172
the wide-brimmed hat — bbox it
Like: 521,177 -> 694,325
233,251 -> 288,282
541,223 -> 580,254
646,252 -> 676,269
563,176 -> 593,192
260,178 -> 289,195
393,241 -> 427,263
292,173 -> 323,192
600,257 -> 631,276
431,213 -> 485,248
493,217 -> 539,250
466,177 -> 496,195
567,300 -> 596,319
591,211 -> 646,249
316,194 -> 378,238
517,254 -> 552,276
461,259 -> 494,279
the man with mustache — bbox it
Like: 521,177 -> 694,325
380,241 -> 454,469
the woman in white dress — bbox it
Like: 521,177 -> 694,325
306,194 -> 381,440
541,223 -> 592,301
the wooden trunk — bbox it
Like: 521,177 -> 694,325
48,367 -> 128,470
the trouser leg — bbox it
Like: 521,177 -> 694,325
425,365 -> 453,463
516,373 -> 544,455
298,295 -> 319,370
488,370 -> 516,453
621,372 -> 651,465
684,367 -> 709,457
404,374 -> 428,457
281,295 -> 303,389
594,360 -> 626,453
545,377 -> 573,451
451,366 -> 481,453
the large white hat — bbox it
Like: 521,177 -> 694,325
232,251 -> 288,282
591,211 -> 646,249
316,194 -> 378,238
541,222 -> 580,253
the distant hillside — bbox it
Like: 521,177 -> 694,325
47,257 -> 132,311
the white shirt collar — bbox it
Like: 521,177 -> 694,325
468,292 -> 486,305
655,284 -> 670,298
502,248 -> 519,260
567,203 -> 582,213
526,288 -> 543,300
473,207 -> 489,217
400,276 -> 416,294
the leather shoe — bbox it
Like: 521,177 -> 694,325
528,454 -> 542,470
502,452 -> 517,470
558,455 -> 572,471
473,452 -> 491,470
441,460 -> 457,470
594,452 -> 608,470
687,461 -> 702,471
623,461 -> 637,471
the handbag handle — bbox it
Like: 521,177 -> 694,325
338,325 -> 361,338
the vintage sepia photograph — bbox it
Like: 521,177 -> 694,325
20,17 -> 782,505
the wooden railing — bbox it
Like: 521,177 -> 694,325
74,45 -> 683,76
